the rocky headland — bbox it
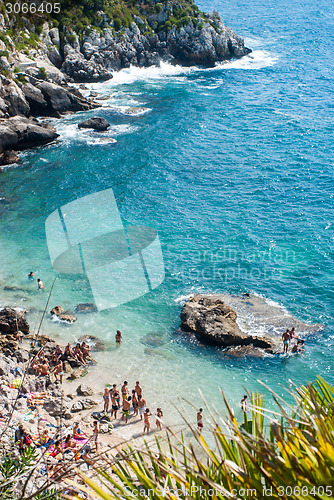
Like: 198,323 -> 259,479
180,294 -> 325,357
0,0 -> 251,165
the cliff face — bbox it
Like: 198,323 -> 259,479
61,13 -> 250,81
0,1 -> 251,164
0,2 -> 250,83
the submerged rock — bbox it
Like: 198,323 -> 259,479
74,303 -> 97,314
68,367 -> 88,380
140,333 -> 167,348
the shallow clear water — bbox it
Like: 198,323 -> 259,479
0,0 -> 333,428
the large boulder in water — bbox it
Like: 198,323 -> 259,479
0,116 -> 59,156
0,307 -> 30,335
78,117 -> 110,131
50,305 -> 65,315
181,295 -> 275,351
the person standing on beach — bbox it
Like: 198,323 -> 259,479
52,360 -> 63,384
122,397 -> 131,423
132,390 -> 139,416
115,330 -> 122,345
156,408 -> 163,430
138,394 -> 146,420
103,387 -> 110,413
37,278 -> 43,290
110,384 -> 120,407
121,381 -> 129,401
282,329 -> 290,353
93,421 -> 99,452
197,409 -> 203,432
111,391 -> 119,419
143,408 -> 152,434
135,381 -> 142,397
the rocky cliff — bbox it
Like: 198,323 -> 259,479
0,1 -> 251,164
0,5 -> 250,81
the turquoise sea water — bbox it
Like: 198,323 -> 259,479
0,0 -> 333,428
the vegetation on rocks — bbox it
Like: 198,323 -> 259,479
1,0 -> 223,50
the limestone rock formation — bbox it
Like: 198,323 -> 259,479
0,307 -> 30,335
78,117 -> 110,131
36,81 -> 96,115
181,295 -> 275,352
0,116 -> 59,153
77,384 -> 94,396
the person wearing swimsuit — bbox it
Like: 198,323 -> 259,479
282,329 -> 290,353
103,387 -> 110,413
156,408 -> 163,430
143,409 -> 152,434
197,408 -> 203,432
111,392 -> 118,419
132,390 -> 139,416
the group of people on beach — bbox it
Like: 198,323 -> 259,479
30,341 -> 92,385
14,419 -> 98,477
282,327 -> 305,354
102,380 -> 163,434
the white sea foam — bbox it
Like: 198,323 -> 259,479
218,50 -> 278,70
87,62 -> 193,90
53,119 -> 133,145
86,137 -> 117,146
174,293 -> 193,305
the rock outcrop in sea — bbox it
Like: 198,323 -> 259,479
180,294 -> 325,357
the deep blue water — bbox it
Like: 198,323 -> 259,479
0,0 -> 333,422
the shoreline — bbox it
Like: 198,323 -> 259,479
0,304 -> 183,496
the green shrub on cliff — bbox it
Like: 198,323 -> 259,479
0,0 -> 223,59
39,67 -> 48,79
66,33 -> 77,44
113,17 -> 122,31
